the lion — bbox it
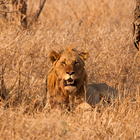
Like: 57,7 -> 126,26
46,46 -> 88,109
46,46 -> 118,110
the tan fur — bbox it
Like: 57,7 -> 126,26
46,46 -> 88,109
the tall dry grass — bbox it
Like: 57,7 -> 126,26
0,0 -> 140,139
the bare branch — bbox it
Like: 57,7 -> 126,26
33,0 -> 46,22
28,0 -> 46,27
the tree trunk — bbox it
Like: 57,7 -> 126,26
20,0 -> 27,27
133,0 -> 140,52
12,0 -> 27,27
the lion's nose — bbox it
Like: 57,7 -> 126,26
66,71 -> 75,75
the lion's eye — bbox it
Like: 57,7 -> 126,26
74,61 -> 79,66
61,61 -> 66,66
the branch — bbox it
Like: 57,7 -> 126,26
33,0 -> 46,21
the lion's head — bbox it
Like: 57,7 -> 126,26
47,46 -> 88,109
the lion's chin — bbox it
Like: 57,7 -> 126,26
64,86 -> 76,92
63,78 -> 77,92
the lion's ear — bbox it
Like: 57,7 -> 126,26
79,51 -> 89,60
49,51 -> 59,64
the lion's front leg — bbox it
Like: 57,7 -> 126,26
44,91 -> 52,109
69,94 -> 73,110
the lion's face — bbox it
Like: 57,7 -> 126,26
47,46 -> 88,109
55,50 -> 87,92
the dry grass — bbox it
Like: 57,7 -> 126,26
0,0 -> 140,139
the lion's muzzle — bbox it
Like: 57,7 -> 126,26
63,78 -> 77,86
63,78 -> 77,92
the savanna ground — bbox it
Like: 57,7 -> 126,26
0,0 -> 140,139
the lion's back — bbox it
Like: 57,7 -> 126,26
86,83 -> 118,105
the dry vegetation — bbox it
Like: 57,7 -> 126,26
0,0 -> 140,139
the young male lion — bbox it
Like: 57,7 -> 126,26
46,46 -> 118,109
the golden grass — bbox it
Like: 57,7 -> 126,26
0,0 -> 140,139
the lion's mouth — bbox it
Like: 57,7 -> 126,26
63,78 -> 77,86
